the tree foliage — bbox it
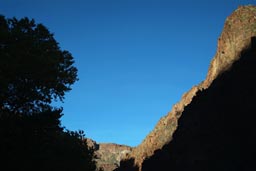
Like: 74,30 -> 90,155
0,15 -> 78,114
0,15 -> 97,171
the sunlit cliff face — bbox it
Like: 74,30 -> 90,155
92,5 -> 256,171
204,6 -> 256,87
116,5 -> 256,171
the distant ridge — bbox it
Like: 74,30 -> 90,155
86,138 -> 132,171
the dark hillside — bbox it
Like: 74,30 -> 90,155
141,38 -> 256,171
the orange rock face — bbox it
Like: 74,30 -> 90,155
125,5 -> 256,170
86,138 -> 132,171
90,5 -> 256,171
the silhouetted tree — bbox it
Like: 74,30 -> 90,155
0,15 -> 97,171
0,15 -> 78,114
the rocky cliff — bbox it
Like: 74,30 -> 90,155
86,139 -> 132,171
114,5 -> 256,171
90,5 -> 256,171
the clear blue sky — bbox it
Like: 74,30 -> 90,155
1,0 -> 255,147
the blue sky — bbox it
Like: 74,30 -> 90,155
1,0 -> 255,147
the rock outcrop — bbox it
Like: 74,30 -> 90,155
87,5 -> 256,171
86,138 -> 132,171
114,5 -> 256,171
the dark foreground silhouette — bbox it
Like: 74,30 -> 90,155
116,38 -> 256,171
0,15 -> 97,171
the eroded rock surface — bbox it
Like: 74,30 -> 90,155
86,138 -> 132,171
116,5 -> 256,171
88,5 -> 256,171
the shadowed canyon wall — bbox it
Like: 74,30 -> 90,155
141,38 -> 256,171
91,5 -> 256,171
114,5 -> 256,171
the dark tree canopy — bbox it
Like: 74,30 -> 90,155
0,16 -> 97,171
0,15 -> 78,114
